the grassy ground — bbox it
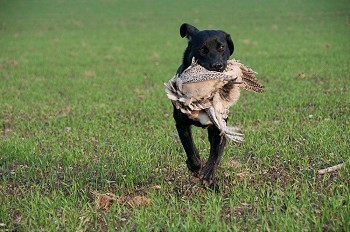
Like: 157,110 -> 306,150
1,0 -> 349,231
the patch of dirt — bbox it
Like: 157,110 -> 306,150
94,191 -> 153,212
84,71 -> 96,77
2,120 -> 13,133
271,24 -> 278,30
94,193 -> 116,211
295,72 -> 307,78
9,60 -> 18,67
123,195 -> 153,208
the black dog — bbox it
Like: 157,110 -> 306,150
173,23 -> 234,188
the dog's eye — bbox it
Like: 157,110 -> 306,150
217,45 -> 225,52
200,46 -> 209,55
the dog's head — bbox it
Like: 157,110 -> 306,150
180,23 -> 234,72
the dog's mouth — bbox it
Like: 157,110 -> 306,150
214,64 -> 226,72
199,62 -> 227,72
209,63 -> 227,72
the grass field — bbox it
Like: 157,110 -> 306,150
1,0 -> 349,231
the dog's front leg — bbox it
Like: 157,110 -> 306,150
173,106 -> 202,173
175,122 -> 201,173
201,125 -> 227,187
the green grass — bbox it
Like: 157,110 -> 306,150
1,0 -> 349,231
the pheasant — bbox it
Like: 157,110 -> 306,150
165,58 -> 263,143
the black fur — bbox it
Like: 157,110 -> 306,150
173,23 -> 234,188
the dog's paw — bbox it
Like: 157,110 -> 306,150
201,176 -> 220,192
199,166 -> 219,189
186,159 -> 201,173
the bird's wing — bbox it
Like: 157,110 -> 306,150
227,60 -> 264,93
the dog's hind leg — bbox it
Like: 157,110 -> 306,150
201,125 -> 227,188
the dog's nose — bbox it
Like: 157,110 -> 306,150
212,63 -> 225,72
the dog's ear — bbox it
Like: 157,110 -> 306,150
180,23 -> 199,40
224,32 -> 234,55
